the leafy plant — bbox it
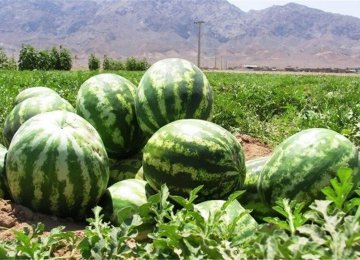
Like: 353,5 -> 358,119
0,223 -> 79,258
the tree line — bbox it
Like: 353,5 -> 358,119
0,45 -> 151,71
88,54 -> 150,71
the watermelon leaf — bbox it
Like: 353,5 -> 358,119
321,168 -> 356,212
264,198 -> 307,236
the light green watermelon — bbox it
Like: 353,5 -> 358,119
14,86 -> 60,105
135,166 -> 144,180
99,179 -> 153,241
109,152 -> 143,186
143,119 -> 245,201
135,58 -> 213,137
3,95 -> 75,147
258,128 -> 360,209
0,144 -> 8,198
76,73 -> 146,158
195,199 -> 258,242
239,156 -> 271,219
6,111 -> 109,219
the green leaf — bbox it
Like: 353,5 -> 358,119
321,168 -> 354,211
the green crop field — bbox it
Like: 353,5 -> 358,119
1,69 -> 360,259
1,70 -> 360,147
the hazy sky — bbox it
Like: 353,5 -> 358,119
228,0 -> 360,18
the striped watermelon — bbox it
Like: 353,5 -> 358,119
99,179 -> 153,241
0,144 -> 8,198
143,119 -> 245,201
3,95 -> 75,147
195,199 -> 258,242
109,152 -> 143,186
14,86 -> 60,105
258,128 -> 360,209
76,73 -> 146,158
6,111 -> 109,219
239,156 -> 271,218
135,58 -> 213,137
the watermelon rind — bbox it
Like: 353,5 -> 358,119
14,86 -> 60,105
239,156 -> 271,219
3,95 -> 75,147
76,73 -> 146,157
108,152 -> 143,186
258,128 -> 360,208
135,166 -> 144,180
99,179 -> 154,241
135,58 -> 214,136
0,144 -> 8,198
6,111 -> 109,219
143,119 -> 245,201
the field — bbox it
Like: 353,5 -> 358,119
1,70 -> 360,147
1,70 -> 360,258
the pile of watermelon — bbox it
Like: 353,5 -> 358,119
1,58 -> 359,239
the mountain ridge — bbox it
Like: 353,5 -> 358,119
0,0 -> 359,68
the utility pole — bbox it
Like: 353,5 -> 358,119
194,20 -> 204,68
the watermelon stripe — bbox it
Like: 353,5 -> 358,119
142,77 -> 168,128
135,85 -> 160,134
187,68 -> 209,118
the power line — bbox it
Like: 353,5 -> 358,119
194,20 -> 204,68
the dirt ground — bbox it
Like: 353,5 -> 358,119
0,134 -> 271,254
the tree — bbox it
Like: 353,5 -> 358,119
49,47 -> 60,70
58,47 -> 72,70
125,57 -> 150,71
38,50 -> 51,70
88,53 -> 100,71
18,44 -> 38,70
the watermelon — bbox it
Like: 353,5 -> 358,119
3,95 -> 75,147
6,111 -> 109,219
143,119 -> 245,201
0,144 -> 8,198
76,73 -> 146,158
14,86 -> 60,105
258,128 -> 360,208
195,199 -> 258,242
135,58 -> 213,137
109,152 -> 143,186
99,179 -> 153,241
239,156 -> 271,219
135,166 -> 144,180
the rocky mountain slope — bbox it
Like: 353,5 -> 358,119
0,0 -> 359,68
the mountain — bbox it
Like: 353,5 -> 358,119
0,0 -> 359,68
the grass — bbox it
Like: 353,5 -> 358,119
1,69 -> 359,147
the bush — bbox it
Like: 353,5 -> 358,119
125,57 -> 150,71
88,54 -> 100,71
0,48 -> 17,70
103,55 -> 124,70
